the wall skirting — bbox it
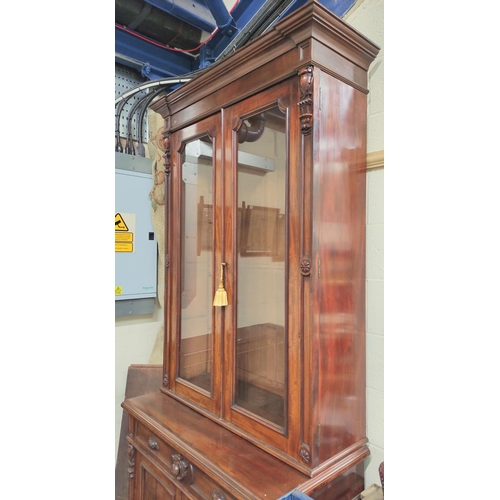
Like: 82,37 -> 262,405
367,150 -> 384,170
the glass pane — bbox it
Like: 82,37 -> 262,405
236,106 -> 287,427
180,136 -> 214,393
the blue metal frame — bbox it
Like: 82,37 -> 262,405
205,0 -> 238,35
199,0 -> 356,68
115,27 -> 196,79
115,0 -> 357,79
199,0 -> 268,67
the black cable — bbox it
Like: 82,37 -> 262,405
124,85 -> 170,155
115,97 -> 130,152
114,68 -> 204,107
114,68 -> 206,153
125,94 -> 144,155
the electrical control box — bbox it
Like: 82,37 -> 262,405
115,152 -> 157,316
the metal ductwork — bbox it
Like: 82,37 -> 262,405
116,0 -> 238,48
115,0 -> 205,49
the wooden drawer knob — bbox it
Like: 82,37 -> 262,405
147,436 -> 159,450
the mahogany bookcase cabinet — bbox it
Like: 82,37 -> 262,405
122,1 -> 380,499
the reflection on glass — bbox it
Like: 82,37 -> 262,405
180,136 -> 213,393
236,106 -> 287,428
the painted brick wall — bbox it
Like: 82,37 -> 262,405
365,168 -> 384,487
344,0 -> 384,489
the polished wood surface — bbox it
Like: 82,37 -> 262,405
124,1 -> 380,497
124,392 -> 366,500
123,391 -> 309,500
309,69 -> 368,468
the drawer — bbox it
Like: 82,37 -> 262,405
133,420 -> 236,500
135,420 -> 177,472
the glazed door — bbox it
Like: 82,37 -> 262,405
166,113 -> 223,416
222,80 -> 301,455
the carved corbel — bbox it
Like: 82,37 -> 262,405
171,453 -> 193,482
298,66 -> 314,135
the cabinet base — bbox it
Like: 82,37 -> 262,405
122,391 -> 367,500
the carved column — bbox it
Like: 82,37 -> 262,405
298,66 -> 314,458
127,444 -> 136,478
162,132 -> 171,176
298,65 -> 314,278
127,442 -> 136,500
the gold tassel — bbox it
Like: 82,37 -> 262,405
213,262 -> 228,306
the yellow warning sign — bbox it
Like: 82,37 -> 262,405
115,232 -> 133,242
115,212 -> 135,253
116,242 -> 133,252
115,286 -> 123,295
115,213 -> 129,231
